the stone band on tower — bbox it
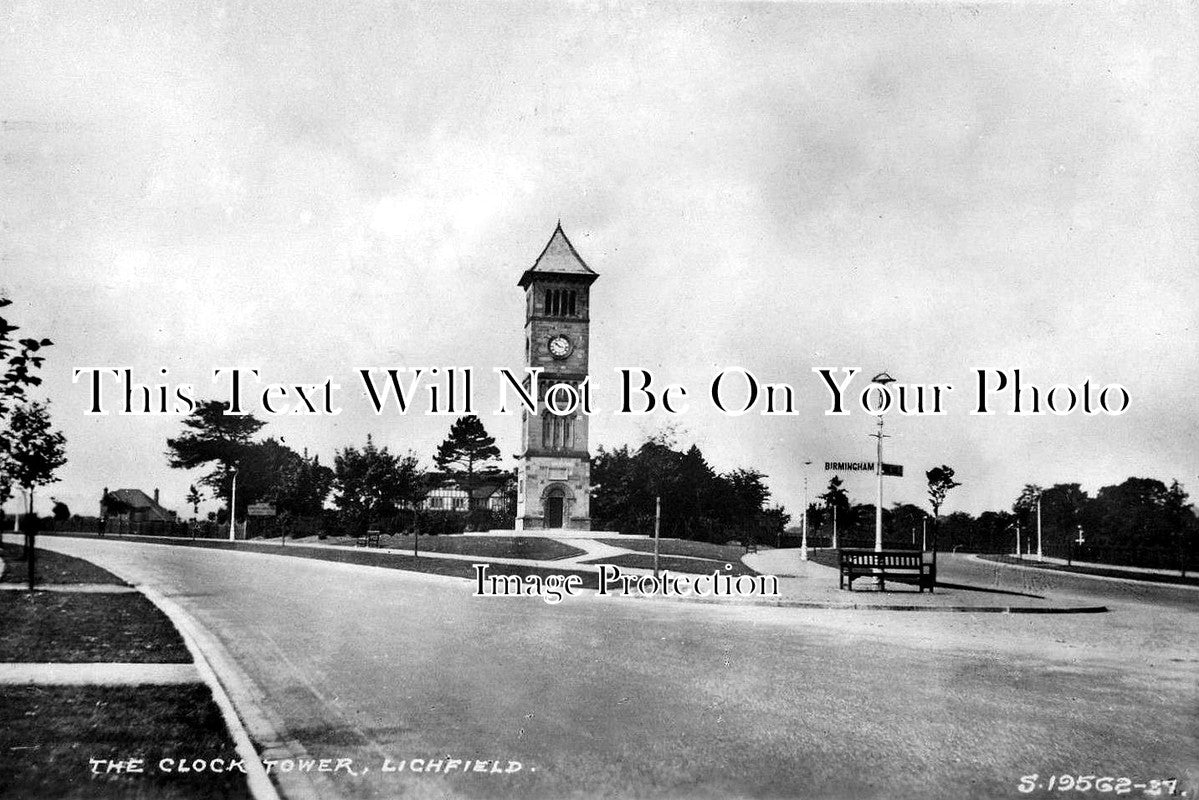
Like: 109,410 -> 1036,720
515,223 -> 598,531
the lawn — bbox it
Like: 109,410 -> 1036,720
1,541 -> 130,585
595,537 -> 752,561
0,685 -> 252,799
583,553 -> 760,576
0,591 -> 191,663
295,533 -> 585,561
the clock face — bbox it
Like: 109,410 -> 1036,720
548,334 -> 573,359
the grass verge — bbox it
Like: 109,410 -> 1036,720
1,541 -> 130,586
583,553 -> 760,576
595,537 -> 751,561
0,589 -> 192,663
0,684 -> 253,799
298,533 -> 585,561
979,554 -> 1199,586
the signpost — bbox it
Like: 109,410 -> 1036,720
247,503 -> 276,544
824,460 -> 904,552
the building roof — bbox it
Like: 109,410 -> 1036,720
102,489 -> 175,521
518,223 -> 599,288
427,471 -> 512,499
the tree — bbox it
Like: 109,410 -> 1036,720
434,415 -> 501,509
1012,483 -> 1043,518
0,296 -> 54,509
0,297 -> 53,422
1164,480 -> 1199,575
926,465 -> 961,521
724,468 -> 770,519
6,401 -> 67,515
333,436 -> 422,533
1039,483 -> 1089,548
273,450 -> 334,516
819,475 -> 851,540
185,485 -> 203,516
591,434 -> 780,541
166,399 -> 266,513
51,500 -> 70,521
926,465 -> 962,550
890,502 -> 929,546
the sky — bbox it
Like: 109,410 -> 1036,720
1,1 -> 1197,523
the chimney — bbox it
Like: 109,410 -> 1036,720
154,488 -> 160,505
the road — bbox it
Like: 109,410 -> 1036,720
31,536 -> 1199,800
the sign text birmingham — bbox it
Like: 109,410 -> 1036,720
825,462 -> 904,477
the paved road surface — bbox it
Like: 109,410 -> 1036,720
31,537 -> 1199,800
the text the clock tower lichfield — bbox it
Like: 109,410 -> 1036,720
515,223 -> 598,530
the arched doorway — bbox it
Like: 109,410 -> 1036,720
543,486 -> 565,528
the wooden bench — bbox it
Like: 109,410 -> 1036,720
838,548 -> 936,592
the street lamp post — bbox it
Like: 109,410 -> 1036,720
800,459 -> 812,561
867,372 -> 895,553
653,494 -> 661,579
1036,492 -> 1043,561
228,468 -> 238,542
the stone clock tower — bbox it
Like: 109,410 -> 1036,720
515,223 -> 599,531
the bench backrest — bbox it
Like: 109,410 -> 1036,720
839,549 -> 928,568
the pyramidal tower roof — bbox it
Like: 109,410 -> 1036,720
518,222 -> 599,287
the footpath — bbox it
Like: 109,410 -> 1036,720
0,538 -> 272,800
742,548 -> 1106,613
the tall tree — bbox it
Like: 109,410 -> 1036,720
434,415 -> 501,509
926,465 -> 961,520
273,450 -> 334,516
926,465 -> 962,549
166,399 -> 266,507
1012,484 -> 1043,516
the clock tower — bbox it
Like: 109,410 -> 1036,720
515,223 -> 598,530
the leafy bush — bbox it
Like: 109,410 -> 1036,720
418,511 -> 467,536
